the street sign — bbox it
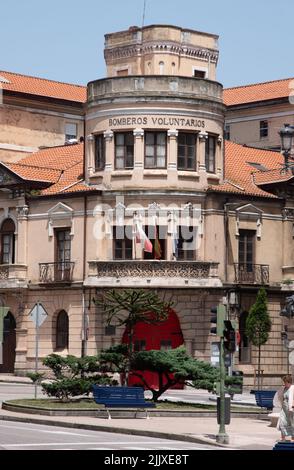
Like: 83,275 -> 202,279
29,303 -> 48,327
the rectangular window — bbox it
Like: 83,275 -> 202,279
193,69 -> 206,78
1,234 -> 14,264
260,120 -> 268,139
134,340 -> 146,352
145,132 -> 167,168
205,135 -> 216,173
95,134 -> 105,170
238,230 -> 255,271
160,340 -> 172,350
224,124 -> 230,140
177,133 -> 196,170
115,132 -> 134,169
113,226 -> 132,260
177,226 -> 196,261
65,123 -> 77,141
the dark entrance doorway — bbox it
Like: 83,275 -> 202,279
0,312 -> 16,373
122,308 -> 184,389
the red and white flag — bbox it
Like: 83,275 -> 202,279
135,219 -> 153,253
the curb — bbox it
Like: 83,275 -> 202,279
0,412 -> 228,449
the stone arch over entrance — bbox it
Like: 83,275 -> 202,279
122,308 -> 184,388
0,312 -> 16,373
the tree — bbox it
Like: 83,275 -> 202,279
245,288 -> 271,390
93,289 -> 172,384
122,346 -> 218,401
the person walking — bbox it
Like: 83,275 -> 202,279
277,375 -> 294,441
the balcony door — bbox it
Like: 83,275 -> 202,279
0,312 -> 16,373
238,230 -> 255,282
55,229 -> 71,281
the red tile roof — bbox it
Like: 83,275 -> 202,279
0,70 -> 87,103
208,141 -> 285,198
223,77 -> 294,106
0,143 -> 96,195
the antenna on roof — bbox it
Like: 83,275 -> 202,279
142,0 -> 147,28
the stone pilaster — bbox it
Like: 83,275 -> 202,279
167,129 -> 178,186
86,134 -> 95,178
16,205 -> 29,265
103,129 -> 114,186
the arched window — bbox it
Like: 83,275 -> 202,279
159,61 -> 164,75
56,310 -> 69,350
239,311 -> 251,363
0,219 -> 15,264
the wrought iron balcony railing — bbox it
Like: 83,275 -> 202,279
39,262 -> 75,284
234,263 -> 269,285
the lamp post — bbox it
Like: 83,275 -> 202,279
279,124 -> 294,172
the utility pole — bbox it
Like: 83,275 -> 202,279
217,317 -> 229,444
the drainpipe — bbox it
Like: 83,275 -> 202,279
81,194 -> 88,357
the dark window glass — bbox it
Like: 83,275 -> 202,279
113,226 -> 132,260
145,132 -> 166,168
224,125 -> 230,140
260,120 -> 268,138
177,226 -> 196,260
160,340 -> 172,350
239,230 -> 255,271
115,132 -> 134,169
177,133 -> 196,170
1,219 -> 15,264
55,229 -> 71,281
95,134 -> 105,170
205,135 -> 216,173
193,70 -> 206,78
56,310 -> 69,349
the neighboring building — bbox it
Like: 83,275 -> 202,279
0,70 -> 86,162
0,25 -> 293,389
224,77 -> 294,151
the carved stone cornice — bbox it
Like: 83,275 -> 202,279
105,42 -> 219,64
16,205 -> 29,220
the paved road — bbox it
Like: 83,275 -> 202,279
0,383 -> 39,404
0,421 -> 222,450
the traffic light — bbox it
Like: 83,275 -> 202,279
223,320 -> 236,352
280,295 -> 294,319
210,304 -> 226,336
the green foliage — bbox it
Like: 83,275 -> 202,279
99,344 -> 129,374
41,354 -> 114,401
131,346 -> 218,401
245,288 -> 271,347
26,372 -> 45,384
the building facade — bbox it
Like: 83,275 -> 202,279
0,25 -> 293,388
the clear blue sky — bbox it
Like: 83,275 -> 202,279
1,0 -> 293,88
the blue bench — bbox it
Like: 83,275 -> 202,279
92,385 -> 155,419
253,390 -> 276,411
273,441 -> 294,451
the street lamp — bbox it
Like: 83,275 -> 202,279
279,123 -> 294,173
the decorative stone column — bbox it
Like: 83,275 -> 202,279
16,205 -> 29,265
86,134 -> 95,179
167,129 -> 178,185
216,135 -> 223,179
198,131 -> 208,172
103,129 -> 114,186
133,128 -> 144,184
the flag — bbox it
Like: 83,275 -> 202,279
173,233 -> 179,259
154,225 -> 162,260
135,221 -> 153,253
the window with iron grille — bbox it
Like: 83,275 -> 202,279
95,134 -> 105,170
145,132 -> 167,168
115,132 -> 134,169
205,135 -> 217,173
177,133 -> 196,170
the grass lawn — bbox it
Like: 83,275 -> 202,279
4,398 -> 258,413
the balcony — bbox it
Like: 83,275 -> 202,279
85,260 -> 221,288
0,264 -> 28,288
39,262 -> 75,284
234,263 -> 269,285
